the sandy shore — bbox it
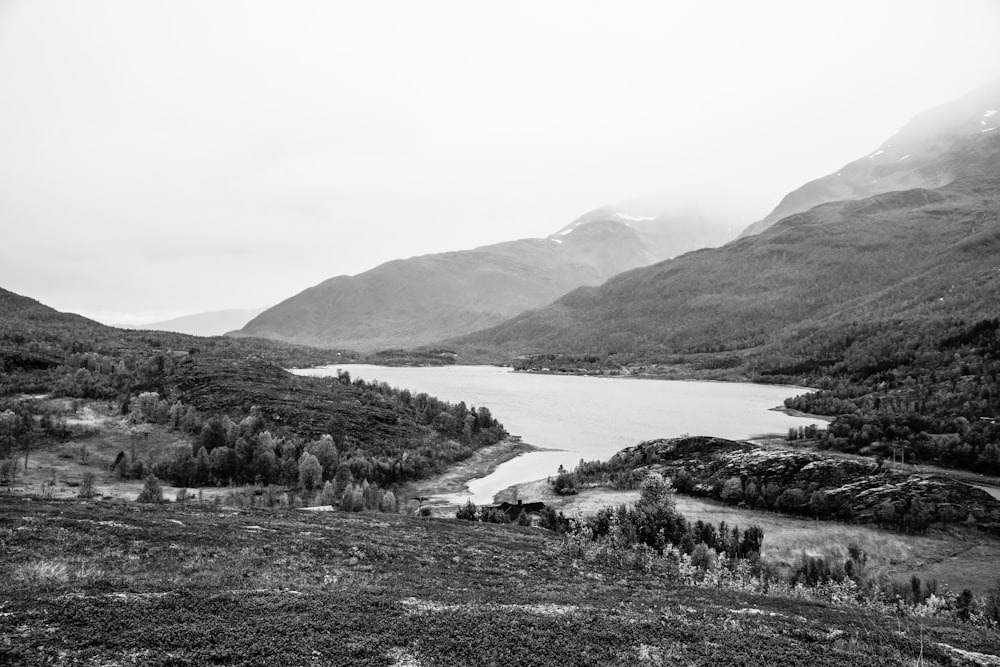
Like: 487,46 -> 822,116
400,438 -> 541,502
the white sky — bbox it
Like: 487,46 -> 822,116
1,0 -> 998,324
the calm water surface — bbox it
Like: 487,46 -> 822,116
292,365 -> 824,503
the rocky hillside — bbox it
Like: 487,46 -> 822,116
233,208 -> 730,352
608,437 -> 1000,533
740,80 -> 1000,237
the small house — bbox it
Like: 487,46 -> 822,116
493,499 -> 546,524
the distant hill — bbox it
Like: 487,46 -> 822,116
451,88 -> 1000,360
740,80 -> 1000,237
234,210 -> 730,352
119,307 -> 267,337
0,287 -> 102,330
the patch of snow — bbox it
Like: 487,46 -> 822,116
614,213 -> 656,222
867,149 -> 884,159
836,172 -> 842,176
982,127 -> 996,133
166,519 -> 184,526
898,154 -> 910,161
985,109 -> 997,118
557,228 -> 574,236
550,238 -> 563,244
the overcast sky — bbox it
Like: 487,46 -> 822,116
1,1 -> 998,324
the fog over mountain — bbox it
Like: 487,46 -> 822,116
1,1 -> 998,322
741,80 -> 1000,237
451,83 -> 1000,359
116,308 -> 267,337
235,209 -> 731,351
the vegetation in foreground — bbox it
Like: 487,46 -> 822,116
3,494 -> 1000,666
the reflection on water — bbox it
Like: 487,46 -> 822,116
292,365 -> 824,504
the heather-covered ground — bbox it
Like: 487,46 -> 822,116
3,496 -> 999,666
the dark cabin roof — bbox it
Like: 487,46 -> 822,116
494,500 -> 546,520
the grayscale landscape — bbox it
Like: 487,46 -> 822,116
2,2 -> 1000,665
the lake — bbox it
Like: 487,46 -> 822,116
291,365 -> 825,504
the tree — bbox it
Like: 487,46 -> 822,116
776,488 -> 807,513
671,468 -> 694,494
0,409 -> 17,458
298,452 -> 323,491
904,496 -> 930,533
209,446 -> 236,481
762,481 -> 782,507
720,476 -> 743,504
809,489 -> 830,517
553,471 -> 578,495
318,480 -> 337,506
875,500 -> 900,529
307,434 -> 339,480
79,472 -> 96,499
194,446 -> 212,486
136,474 -> 164,503
456,499 -> 478,521
379,490 -> 397,513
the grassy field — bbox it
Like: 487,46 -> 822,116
504,479 -> 1000,595
2,495 -> 999,666
7,398 -> 251,504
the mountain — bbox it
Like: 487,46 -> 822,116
740,80 -> 1000,237
451,86 -> 1000,360
120,307 -> 267,337
234,211 -> 729,352
0,287 -> 101,330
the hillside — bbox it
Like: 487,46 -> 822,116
4,496 -> 999,666
234,210 -> 729,353
452,177 -> 1000,358
0,286 -> 507,489
740,79 -> 1000,237
452,82 -> 1000,360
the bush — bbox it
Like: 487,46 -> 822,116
553,472 -> 578,496
456,499 -> 478,521
136,475 -> 164,503
78,472 -> 96,499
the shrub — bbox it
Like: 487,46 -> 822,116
720,476 -> 743,504
78,471 -> 96,499
14,559 -> 69,587
318,480 -> 337,506
298,452 -> 323,491
456,499 -> 478,521
553,472 -> 578,496
136,474 -> 164,503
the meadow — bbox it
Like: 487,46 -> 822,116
3,495 -> 999,666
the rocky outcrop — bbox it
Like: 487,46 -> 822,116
611,437 -> 1000,533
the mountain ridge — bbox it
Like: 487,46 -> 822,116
234,211 -> 730,352
740,80 -> 1000,237
449,86 -> 1000,361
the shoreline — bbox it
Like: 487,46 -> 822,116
400,438 -> 542,503
769,405 -> 834,422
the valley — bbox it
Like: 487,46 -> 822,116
3,78 -> 1000,664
